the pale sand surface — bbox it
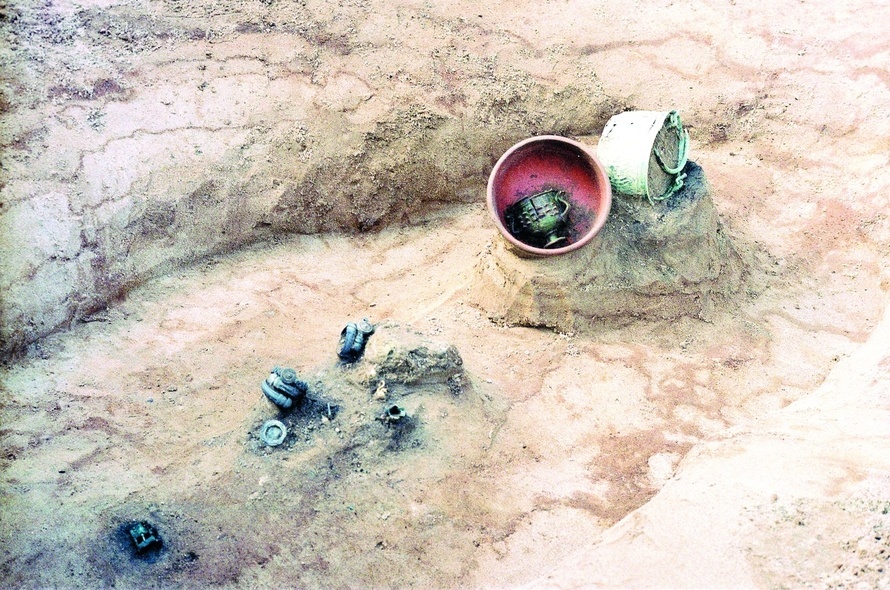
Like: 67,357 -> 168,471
1,0 -> 888,588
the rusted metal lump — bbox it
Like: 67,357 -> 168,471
261,366 -> 308,410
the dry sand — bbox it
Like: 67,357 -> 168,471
1,0 -> 889,588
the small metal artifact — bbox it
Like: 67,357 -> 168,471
261,366 -> 308,410
129,522 -> 162,553
505,189 -> 572,248
260,419 -> 288,447
338,318 -> 375,362
381,404 -> 406,424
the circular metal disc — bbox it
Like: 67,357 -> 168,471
260,419 -> 287,446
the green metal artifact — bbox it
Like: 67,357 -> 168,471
596,109 -> 690,204
128,522 -> 162,553
505,189 -> 572,248
338,318 -> 375,362
262,366 -> 308,410
382,404 -> 406,424
260,419 -> 288,447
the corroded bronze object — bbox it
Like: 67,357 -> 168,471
505,189 -> 572,248
262,366 -> 308,409
260,419 -> 288,446
128,522 -> 162,553
338,318 -> 375,362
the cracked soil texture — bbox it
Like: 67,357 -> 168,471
1,0 -> 889,588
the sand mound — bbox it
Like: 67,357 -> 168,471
471,162 -> 745,331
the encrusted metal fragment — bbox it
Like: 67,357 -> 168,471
381,404 -> 406,424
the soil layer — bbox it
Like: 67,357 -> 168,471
1,0 -> 889,588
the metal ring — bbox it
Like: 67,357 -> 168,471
260,419 -> 288,446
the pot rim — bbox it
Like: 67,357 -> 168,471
487,135 -> 612,256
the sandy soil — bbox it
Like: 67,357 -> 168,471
2,0 -> 889,588
1,199 -> 886,588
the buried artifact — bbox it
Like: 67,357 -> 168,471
380,404 -> 406,424
262,366 -> 308,410
128,521 -> 162,553
596,109 -> 690,203
487,135 -> 612,256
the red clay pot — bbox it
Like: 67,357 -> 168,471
487,135 -> 612,256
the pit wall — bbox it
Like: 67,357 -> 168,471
0,1 -> 627,357
0,0 -> 748,357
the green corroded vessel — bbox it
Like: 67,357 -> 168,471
505,189 -> 572,248
596,110 -> 689,204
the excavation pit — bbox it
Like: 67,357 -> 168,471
1,1 -> 888,589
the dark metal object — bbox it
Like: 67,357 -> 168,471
129,522 -> 162,553
381,404 -> 406,424
261,366 -> 308,410
505,189 -> 572,248
338,318 -> 375,362
260,419 -> 287,446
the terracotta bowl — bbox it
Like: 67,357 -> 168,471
487,135 -> 612,256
